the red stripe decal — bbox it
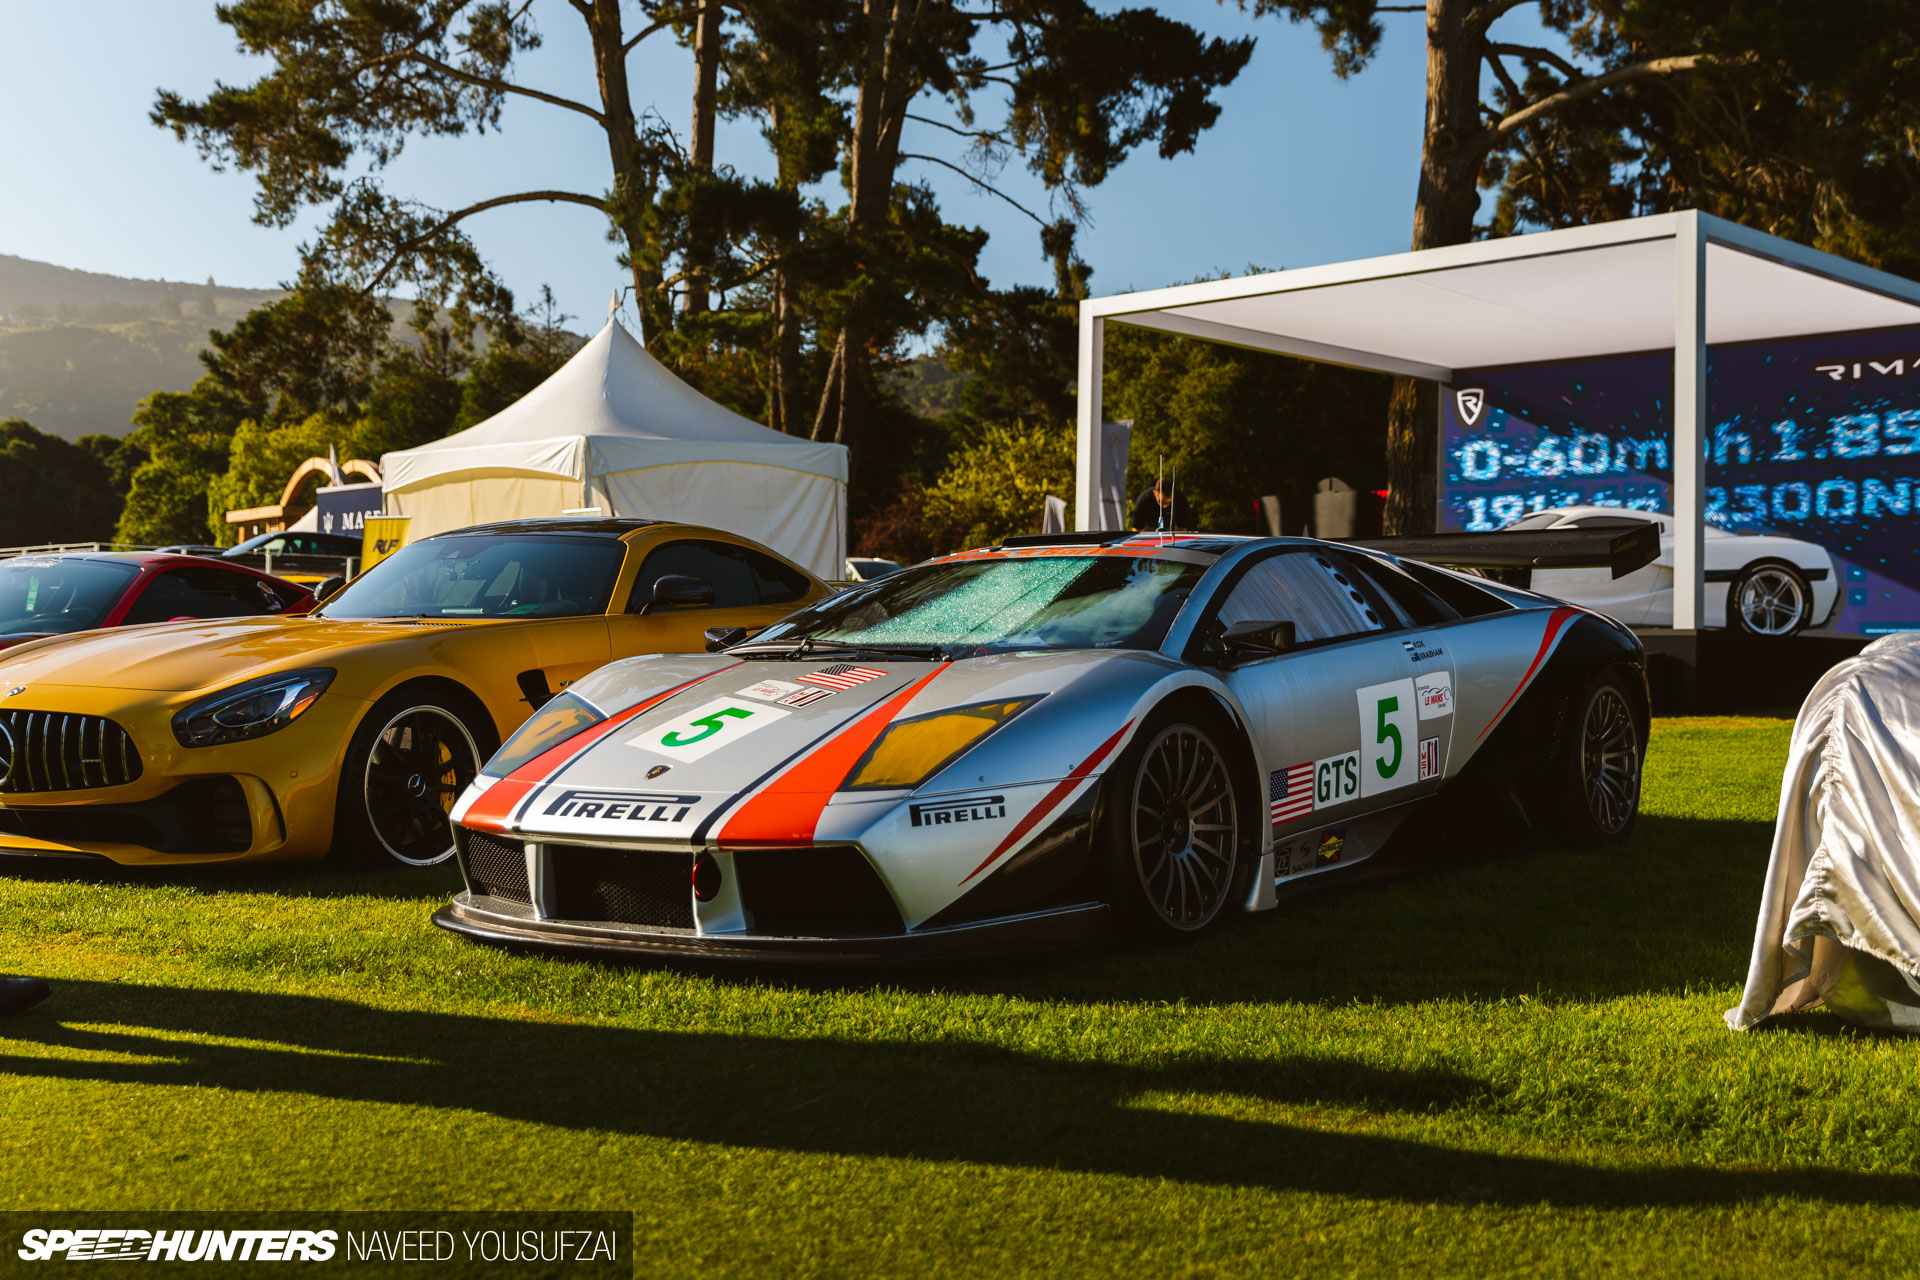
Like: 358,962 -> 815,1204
461,665 -> 738,832
1475,607 -> 1579,742
719,665 -> 949,848
959,718 -> 1133,886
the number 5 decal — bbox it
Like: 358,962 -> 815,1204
1357,678 -> 1416,798
628,697 -> 788,762
662,707 -> 752,747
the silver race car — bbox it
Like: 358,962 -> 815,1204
434,530 -> 1651,962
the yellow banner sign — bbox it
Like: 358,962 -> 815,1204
360,516 -> 411,571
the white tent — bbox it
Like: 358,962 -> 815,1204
381,320 -> 849,579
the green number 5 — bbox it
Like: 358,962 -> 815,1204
1375,695 -> 1401,778
662,707 -> 752,747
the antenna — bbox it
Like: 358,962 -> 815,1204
1156,455 -> 1166,533
1169,466 -> 1178,533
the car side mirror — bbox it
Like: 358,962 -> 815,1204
1219,619 -> 1296,662
637,574 -> 715,615
704,625 -> 749,653
313,576 -> 346,603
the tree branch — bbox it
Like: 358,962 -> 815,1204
403,53 -> 606,123
364,190 -> 606,289
1486,41 -> 1582,83
1490,55 -> 1709,139
899,152 -> 1045,224
906,112 -> 1008,143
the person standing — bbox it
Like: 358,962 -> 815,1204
1130,476 -> 1193,531
0,975 -> 48,1015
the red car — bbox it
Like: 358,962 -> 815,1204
0,553 -> 315,650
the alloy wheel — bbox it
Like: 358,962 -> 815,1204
1579,687 -> 1640,837
1129,724 -> 1239,931
1736,567 -> 1807,636
362,705 -> 479,866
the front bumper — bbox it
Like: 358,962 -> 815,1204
0,688 -> 367,865
432,892 -> 1107,964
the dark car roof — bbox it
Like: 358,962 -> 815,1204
2,551 -> 314,593
426,517 -> 666,539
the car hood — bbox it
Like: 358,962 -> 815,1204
0,615 -> 488,694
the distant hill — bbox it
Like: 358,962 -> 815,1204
0,255 -> 439,442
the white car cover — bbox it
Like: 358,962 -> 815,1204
1728,634 -> 1920,1031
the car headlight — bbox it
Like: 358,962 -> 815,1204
486,692 -> 605,776
845,698 -> 1039,791
172,668 -> 336,748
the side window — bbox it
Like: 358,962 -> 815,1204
745,548 -> 811,605
1344,555 -> 1458,627
1217,551 -> 1387,645
629,540 -> 760,610
1567,515 -> 1653,530
122,569 -> 286,625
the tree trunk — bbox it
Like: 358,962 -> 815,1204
585,0 -> 668,346
683,0 -> 724,318
1385,0 -> 1487,534
811,0 -> 919,461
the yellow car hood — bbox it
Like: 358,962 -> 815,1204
0,615 -> 483,694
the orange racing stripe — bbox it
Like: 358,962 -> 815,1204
959,718 -> 1133,885
1474,606 -> 1579,742
718,665 -> 949,848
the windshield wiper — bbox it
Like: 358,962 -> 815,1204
731,636 -> 949,661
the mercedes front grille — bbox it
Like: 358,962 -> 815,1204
0,711 -> 142,793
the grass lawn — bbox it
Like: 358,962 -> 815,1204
4,715 -> 1920,1278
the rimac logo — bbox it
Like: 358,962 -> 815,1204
908,795 -> 1006,827
1454,387 -> 1487,427
17,1229 -> 338,1262
541,788 -> 700,823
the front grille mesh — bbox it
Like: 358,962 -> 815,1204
547,844 -> 693,930
0,711 -> 141,793
460,830 -> 531,904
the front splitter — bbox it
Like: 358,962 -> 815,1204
431,894 -> 1109,966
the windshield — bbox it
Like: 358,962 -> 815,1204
750,553 -> 1208,654
0,558 -> 138,635
319,534 -> 626,620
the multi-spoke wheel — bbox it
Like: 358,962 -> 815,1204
1560,673 -> 1642,846
334,690 -> 490,867
1110,715 -> 1242,939
1730,562 -> 1812,637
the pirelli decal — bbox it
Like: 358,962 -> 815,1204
541,789 -> 701,824
909,794 -> 1006,827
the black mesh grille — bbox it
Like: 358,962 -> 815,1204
0,776 -> 250,854
460,829 -> 530,904
547,844 -> 692,929
0,710 -> 141,793
735,846 -> 904,937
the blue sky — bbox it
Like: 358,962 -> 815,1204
0,1 -> 1507,332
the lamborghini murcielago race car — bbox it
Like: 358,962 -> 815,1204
435,529 -> 1653,961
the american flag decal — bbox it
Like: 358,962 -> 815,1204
798,664 -> 887,691
1268,761 -> 1313,826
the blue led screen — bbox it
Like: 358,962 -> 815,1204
1441,328 -> 1920,635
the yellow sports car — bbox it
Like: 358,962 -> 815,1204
0,518 -> 827,867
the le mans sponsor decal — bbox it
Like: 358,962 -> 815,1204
909,794 -> 1007,827
541,788 -> 701,824
1415,669 -> 1454,719
627,696 -> 788,762
1357,679 -> 1418,799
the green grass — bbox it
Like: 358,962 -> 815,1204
5,715 -> 1920,1278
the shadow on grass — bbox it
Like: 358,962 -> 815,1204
1,978 -> 1910,1211
0,856 -> 461,903
710,810 -> 1782,1010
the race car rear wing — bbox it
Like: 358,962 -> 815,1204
1345,521 -> 1660,581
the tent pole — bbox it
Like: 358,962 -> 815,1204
1673,212 -> 1707,634
1075,311 -> 1104,531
